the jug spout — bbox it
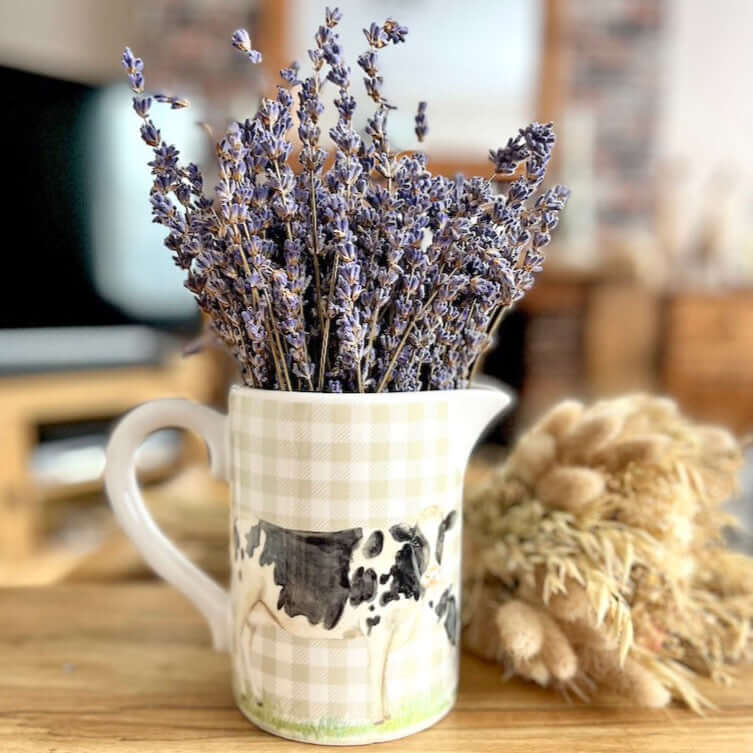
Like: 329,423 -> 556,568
455,381 -> 514,456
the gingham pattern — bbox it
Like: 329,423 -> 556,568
237,606 -> 457,725
228,389 -> 466,740
229,389 -> 464,530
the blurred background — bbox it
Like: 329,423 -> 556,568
1,0 -> 751,585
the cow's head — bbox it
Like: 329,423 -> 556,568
425,507 -> 459,592
413,506 -> 460,644
390,505 -> 459,592
373,506 -> 460,607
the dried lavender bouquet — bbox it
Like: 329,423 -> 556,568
122,8 -> 569,393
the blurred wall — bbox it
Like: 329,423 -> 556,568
0,0 -> 148,83
0,0 -> 261,94
657,0 -> 753,278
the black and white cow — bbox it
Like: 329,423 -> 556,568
232,505 -> 459,723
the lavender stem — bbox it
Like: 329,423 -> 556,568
376,290 -> 438,393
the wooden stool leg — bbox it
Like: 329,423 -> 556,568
0,415 -> 39,560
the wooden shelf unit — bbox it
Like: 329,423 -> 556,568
0,351 -> 222,561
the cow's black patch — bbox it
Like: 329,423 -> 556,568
251,521 -> 363,630
349,566 -> 377,606
444,596 -> 458,645
366,615 -> 381,634
435,587 -> 451,618
363,530 -> 384,558
379,573 -> 390,585
233,522 -> 241,560
380,542 -> 424,606
435,587 -> 458,645
245,522 -> 262,558
435,510 -> 457,565
388,524 -> 429,575
389,524 -> 413,543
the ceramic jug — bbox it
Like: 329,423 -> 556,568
105,383 -> 510,745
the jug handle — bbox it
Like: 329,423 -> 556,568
104,399 -> 231,652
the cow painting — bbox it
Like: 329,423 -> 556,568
232,504 -> 459,724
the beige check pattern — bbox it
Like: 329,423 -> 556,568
227,389 -> 465,739
240,609 -> 457,726
229,389 -> 464,530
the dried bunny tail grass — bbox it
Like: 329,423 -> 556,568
464,393 -> 753,712
464,464 -> 531,523
546,580 -> 594,624
462,589 -> 507,662
593,434 -> 671,470
604,461 -> 701,548
620,394 -> 678,429
514,656 -> 551,686
683,588 -> 753,664
581,572 -> 634,663
696,426 -> 739,456
535,466 -> 606,511
559,615 -> 620,653
506,431 -> 557,486
583,395 -> 652,430
530,399 -> 584,440
559,414 -> 625,465
630,645 -> 715,713
462,585 -> 575,681
581,649 -> 671,709
696,549 -> 753,597
495,599 -> 544,659
537,610 -> 578,680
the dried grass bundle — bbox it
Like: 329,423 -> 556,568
464,394 -> 753,711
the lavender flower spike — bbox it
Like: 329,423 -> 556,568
155,93 -> 190,109
383,18 -> 408,44
232,28 -> 263,63
414,101 -> 428,142
132,96 -> 152,118
363,22 -> 387,49
325,6 -> 343,28
121,46 -> 144,93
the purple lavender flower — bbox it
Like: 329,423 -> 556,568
139,120 -> 161,147
231,28 -> 262,63
325,6 -> 343,27
149,143 -> 179,173
489,133 -> 529,176
280,61 -> 301,84
364,75 -> 384,104
154,93 -> 190,109
184,163 -> 203,194
121,47 -> 141,73
363,22 -> 388,49
414,101 -> 428,142
383,18 -> 408,44
241,307 -> 271,387
122,11 -> 568,393
132,96 -> 151,118
121,47 -> 144,93
357,50 -> 377,76
271,269 -> 314,388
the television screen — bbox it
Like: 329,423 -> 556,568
3,64 -> 202,332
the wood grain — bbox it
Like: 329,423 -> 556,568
663,292 -> 753,433
2,584 -> 752,752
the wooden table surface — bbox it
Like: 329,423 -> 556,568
2,584 -> 752,752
